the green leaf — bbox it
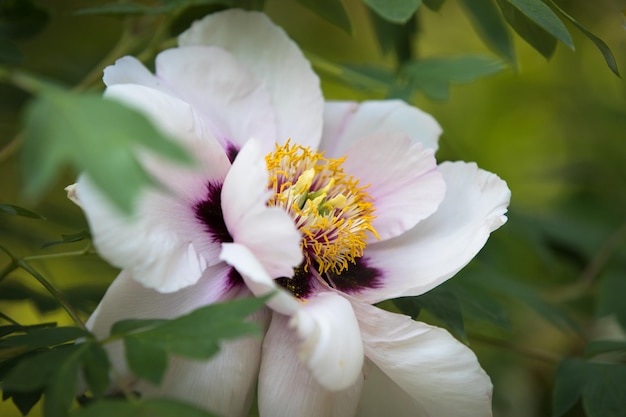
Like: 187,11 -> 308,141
363,0 -> 421,24
503,0 -> 573,49
124,296 -> 266,359
296,0 -> 351,33
112,297 -> 267,384
451,278 -> 511,330
81,344 -> 111,399
72,398 -> 220,417
496,0 -> 556,58
584,340 -> 626,358
552,358 -> 588,417
0,203 -> 45,219
0,0 -> 48,39
545,0 -> 619,77
2,344 -> 86,392
583,363 -> 626,417
0,281 -> 59,313
368,8 -> 416,62
402,55 -> 506,100
124,337 -> 168,385
43,346 -> 86,417
395,288 -> 467,342
110,319 -> 169,336
0,36 -> 21,64
21,87 -> 194,213
422,0 -> 446,11
460,0 -> 515,63
4,390 -> 42,416
41,230 -> 90,248
0,326 -> 90,351
74,3 -> 170,16
597,270 -> 626,330
0,323 -> 57,338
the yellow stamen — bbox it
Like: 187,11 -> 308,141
266,140 -> 379,275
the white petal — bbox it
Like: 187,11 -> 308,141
290,292 -> 364,390
87,266 -> 237,338
354,161 -> 510,303
354,302 -> 493,417
87,266 -> 238,375
259,313 -> 363,417
320,100 -> 442,158
154,46 -> 277,152
76,175 -> 208,293
179,9 -> 323,149
220,243 -> 300,316
137,308 -> 269,417
222,139 -> 303,278
87,268 -> 261,417
357,361 -> 427,417
342,133 -> 445,241
103,55 -> 160,88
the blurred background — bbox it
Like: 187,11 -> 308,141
1,0 -> 625,416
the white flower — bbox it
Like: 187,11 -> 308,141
72,9 -> 510,417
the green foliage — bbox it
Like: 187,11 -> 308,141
503,0 -> 573,50
401,55 -> 506,100
113,296 -> 267,384
0,0 -> 48,40
545,0 -> 619,76
496,0 -> 557,58
0,38 -> 20,65
0,297 -> 268,416
422,0 -> 446,12
75,0 -> 235,16
363,0 -> 421,24
296,0 -> 351,33
41,230 -> 90,249
72,398 -> 220,417
0,204 -> 45,219
553,358 -> 626,417
21,86 -> 194,213
597,270 -> 626,330
394,288 -> 468,342
460,0 -> 515,64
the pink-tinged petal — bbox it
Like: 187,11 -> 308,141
342,133 -> 445,241
105,84 -> 232,190
259,313 -> 363,417
103,56 -> 160,88
352,161 -> 510,303
290,292 -> 364,390
353,301 -> 493,417
220,243 -> 300,316
222,139 -> 303,278
154,46 -> 277,152
87,269 -> 264,417
320,100 -> 442,158
179,9 -> 323,149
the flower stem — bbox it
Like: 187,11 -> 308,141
22,245 -> 94,262
0,311 -> 20,325
16,259 -> 86,329
470,333 -> 562,364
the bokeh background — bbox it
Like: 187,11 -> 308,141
1,0 -> 625,416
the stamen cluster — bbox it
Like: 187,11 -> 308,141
265,141 -> 378,275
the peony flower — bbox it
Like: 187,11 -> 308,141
70,9 -> 511,417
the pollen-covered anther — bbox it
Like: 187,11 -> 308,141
266,141 -> 379,275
